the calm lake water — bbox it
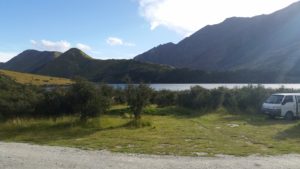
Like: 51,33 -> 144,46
111,84 -> 300,91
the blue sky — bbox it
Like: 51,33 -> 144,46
0,0 -> 298,62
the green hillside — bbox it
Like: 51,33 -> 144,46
0,69 -> 72,86
35,48 -> 175,83
2,50 -> 61,72
0,48 -> 282,83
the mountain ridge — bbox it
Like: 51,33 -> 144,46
1,48 -> 280,83
2,50 -> 62,72
135,1 -> 300,79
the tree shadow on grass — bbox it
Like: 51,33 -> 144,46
144,106 -> 214,119
220,111 -> 299,126
0,120 -> 100,143
107,107 -> 131,116
274,124 -> 300,140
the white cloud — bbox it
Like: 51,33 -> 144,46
76,43 -> 92,51
0,52 -> 18,62
107,37 -> 123,46
30,40 -> 37,45
31,40 -> 71,52
138,0 -> 299,36
30,40 -> 93,52
106,37 -> 136,47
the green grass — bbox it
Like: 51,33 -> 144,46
1,106 -> 300,156
0,69 -> 73,86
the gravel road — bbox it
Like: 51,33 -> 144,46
0,142 -> 299,169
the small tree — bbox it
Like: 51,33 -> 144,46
39,89 -> 66,121
67,78 -> 111,122
126,83 -> 153,119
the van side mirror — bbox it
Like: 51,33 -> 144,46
282,101 -> 286,105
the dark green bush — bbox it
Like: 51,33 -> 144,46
0,76 -> 42,120
176,85 -> 275,114
153,90 -> 177,107
126,83 -> 153,119
67,78 -> 111,122
36,88 -> 67,120
0,76 -> 112,122
234,85 -> 271,113
177,86 -> 216,110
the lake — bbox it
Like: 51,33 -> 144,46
111,84 -> 300,91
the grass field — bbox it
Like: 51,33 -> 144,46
1,105 -> 300,156
0,69 -> 72,86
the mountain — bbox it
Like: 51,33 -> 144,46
135,1 -> 300,80
2,50 -> 61,72
35,48 -> 175,83
35,48 -> 94,77
0,62 -> 3,68
1,48 -> 280,83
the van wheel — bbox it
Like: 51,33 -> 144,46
285,112 -> 294,121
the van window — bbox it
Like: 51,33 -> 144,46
265,95 -> 284,104
284,96 -> 294,103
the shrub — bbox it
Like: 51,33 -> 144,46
126,83 -> 153,119
67,78 -> 111,122
177,86 -> 213,109
222,90 -> 238,110
0,76 -> 42,120
37,88 -> 67,120
153,90 -> 177,107
208,89 -> 224,109
112,88 -> 127,104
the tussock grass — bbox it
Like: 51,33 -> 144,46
1,106 -> 300,156
0,69 -> 72,86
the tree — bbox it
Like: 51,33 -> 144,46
67,78 -> 111,122
38,88 -> 67,121
126,83 -> 153,119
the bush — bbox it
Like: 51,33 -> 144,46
112,88 -> 127,104
0,76 -> 113,122
67,78 -> 111,122
37,88 -> 67,120
153,90 -> 177,107
222,90 -> 238,110
126,83 -> 153,119
176,85 -> 274,114
234,85 -> 271,113
177,86 -> 214,109
0,76 -> 42,120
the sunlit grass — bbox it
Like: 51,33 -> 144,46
0,69 -> 72,86
1,105 -> 300,156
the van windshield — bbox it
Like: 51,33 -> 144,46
265,95 -> 284,104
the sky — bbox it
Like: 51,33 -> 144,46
0,0 -> 298,62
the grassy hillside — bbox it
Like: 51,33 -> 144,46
35,48 -> 174,83
0,48 -> 283,83
2,50 -> 61,72
0,69 -> 73,86
1,105 -> 300,156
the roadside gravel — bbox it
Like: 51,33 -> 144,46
0,142 -> 299,169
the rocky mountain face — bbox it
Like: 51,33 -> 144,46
135,1 -> 300,80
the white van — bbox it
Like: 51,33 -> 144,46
262,93 -> 300,120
